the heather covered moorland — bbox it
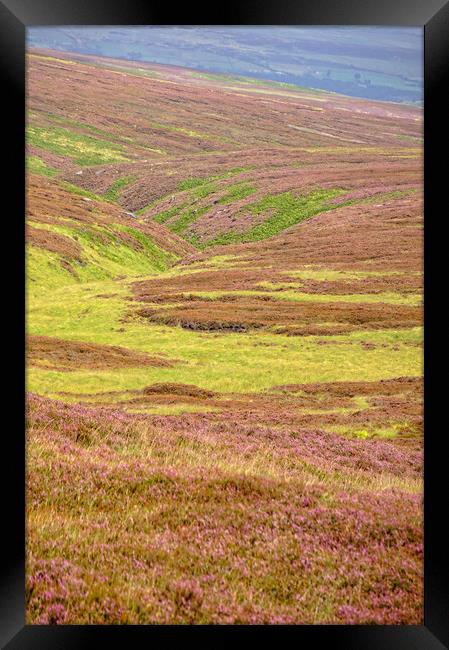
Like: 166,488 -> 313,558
26,48 -> 423,624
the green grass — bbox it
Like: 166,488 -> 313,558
113,224 -> 176,268
299,395 -> 371,416
191,71 -> 314,94
204,188 -> 347,246
26,125 -> 129,166
27,212 -> 421,402
157,187 -> 348,246
362,189 -> 418,204
27,323 -> 423,397
153,204 -> 188,224
69,223 -> 175,276
26,156 -> 58,177
103,176 -> 135,202
185,255 -> 244,269
184,289 -> 422,306
26,220 -> 176,297
137,168 -> 254,217
27,265 -> 423,398
177,167 -> 252,193
44,113 -> 136,145
148,121 -> 217,141
217,182 -> 256,204
27,246 -> 78,293
276,268 -> 420,282
177,178 -> 209,191
170,206 -> 209,235
95,64 -> 160,79
212,186 -> 417,251
60,182 -> 104,201
327,421 -> 410,440
396,134 -> 423,143
191,182 -> 217,200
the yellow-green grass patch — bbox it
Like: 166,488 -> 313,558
26,125 -> 129,166
27,295 -> 422,399
26,156 -> 58,177
327,421 -> 415,440
184,289 -> 422,306
26,221 -> 176,295
299,395 -> 371,415
279,267 -> 422,281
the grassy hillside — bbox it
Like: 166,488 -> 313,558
26,174 -> 194,293
26,50 -> 423,625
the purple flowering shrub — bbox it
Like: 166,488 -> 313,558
26,394 -> 422,624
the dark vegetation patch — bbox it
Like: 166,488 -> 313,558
142,383 -> 217,399
272,377 -> 422,397
27,335 -> 176,371
135,297 -> 421,335
282,276 -> 422,295
26,224 -> 82,260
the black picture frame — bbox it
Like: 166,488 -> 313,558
1,1 -> 447,647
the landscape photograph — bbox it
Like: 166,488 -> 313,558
25,26 -> 423,625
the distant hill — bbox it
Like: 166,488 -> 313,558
27,26 -> 423,104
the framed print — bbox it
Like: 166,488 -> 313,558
1,0 -> 447,647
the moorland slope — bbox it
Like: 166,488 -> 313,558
26,49 -> 423,625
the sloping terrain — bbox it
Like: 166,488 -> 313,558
28,27 -> 423,103
26,50 -> 423,625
